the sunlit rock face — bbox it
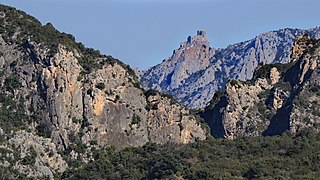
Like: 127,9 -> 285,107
0,5 -> 207,179
201,35 -> 320,139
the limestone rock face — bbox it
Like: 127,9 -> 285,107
141,28 -> 320,109
222,78 -> 272,139
141,31 -> 215,105
270,67 -> 281,85
201,36 -> 320,139
0,5 -> 206,146
77,63 -> 206,149
8,131 -> 68,179
0,5 -> 206,179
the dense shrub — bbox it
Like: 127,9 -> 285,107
131,114 -> 141,125
95,82 -> 106,90
252,63 -> 292,80
21,147 -> 37,165
205,90 -> 226,111
0,93 -> 30,133
4,75 -> 21,93
35,123 -> 52,138
61,129 -> 320,179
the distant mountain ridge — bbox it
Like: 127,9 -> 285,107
141,28 -> 320,109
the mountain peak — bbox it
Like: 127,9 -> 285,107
180,30 -> 210,48
142,27 -> 320,109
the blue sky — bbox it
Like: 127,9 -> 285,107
1,0 -> 320,69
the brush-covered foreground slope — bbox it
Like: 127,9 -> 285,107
201,35 -> 320,139
0,5 -> 206,178
60,129 -> 320,179
141,29 -> 320,109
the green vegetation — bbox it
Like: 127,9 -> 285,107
81,117 -> 90,129
162,93 -> 178,105
0,166 -> 28,179
257,89 -> 270,100
274,81 -> 292,92
293,93 -> 310,109
68,133 -> 87,154
95,82 -> 106,90
4,75 -> 21,93
144,89 -> 159,97
144,89 -> 159,111
0,5 -> 138,80
305,37 -> 320,54
145,103 -> 158,111
252,63 -> 292,81
309,85 -> 320,96
144,89 -> 177,107
104,89 -> 114,96
131,114 -> 141,125
21,146 -> 37,166
205,90 -> 226,111
61,129 -> 320,179
72,117 -> 81,124
257,101 -> 267,115
229,79 -> 239,86
0,93 -> 30,133
0,5 -> 77,53
36,123 -> 52,138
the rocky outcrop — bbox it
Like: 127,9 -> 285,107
0,5 -> 206,178
8,131 -> 68,179
78,61 -> 206,149
201,35 -> 320,139
141,28 -> 320,109
141,30 -> 214,91
290,34 -> 316,61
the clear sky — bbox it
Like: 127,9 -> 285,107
1,0 -> 320,69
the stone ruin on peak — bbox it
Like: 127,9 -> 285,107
180,30 -> 211,48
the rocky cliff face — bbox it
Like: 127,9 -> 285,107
201,35 -> 320,139
0,5 -> 206,178
141,30 -> 214,91
141,28 -> 320,109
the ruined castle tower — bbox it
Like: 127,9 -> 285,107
181,30 -> 210,48
197,30 -> 206,37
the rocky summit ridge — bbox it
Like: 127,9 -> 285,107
141,28 -> 320,109
141,30 -> 214,92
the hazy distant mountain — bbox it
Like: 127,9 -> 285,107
141,28 -> 320,109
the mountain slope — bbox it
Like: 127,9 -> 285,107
0,5 -> 206,178
141,28 -> 320,109
201,35 -> 320,139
